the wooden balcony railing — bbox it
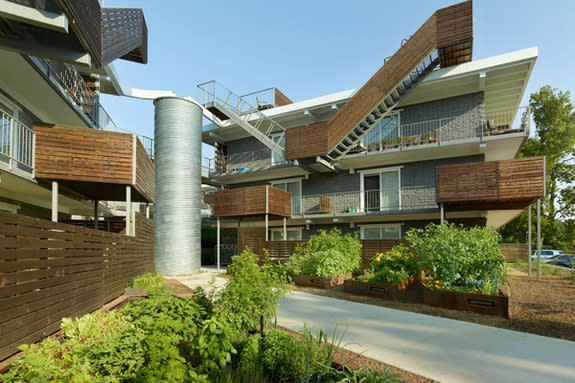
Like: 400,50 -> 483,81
437,157 -> 545,208
213,185 -> 291,217
34,124 -> 154,202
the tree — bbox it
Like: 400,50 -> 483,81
499,86 -> 575,249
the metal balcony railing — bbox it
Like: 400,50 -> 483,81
208,148 -> 292,176
362,106 -> 530,153
30,56 -> 155,160
0,112 -> 34,173
295,187 -> 437,216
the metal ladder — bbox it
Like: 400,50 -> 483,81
327,50 -> 440,161
197,81 -> 286,158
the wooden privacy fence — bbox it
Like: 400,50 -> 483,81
259,239 -> 406,269
0,211 -> 154,361
258,240 -> 524,269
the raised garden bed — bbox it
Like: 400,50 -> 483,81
293,273 -> 353,289
423,287 -> 509,318
343,278 -> 411,299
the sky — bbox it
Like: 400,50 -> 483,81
101,0 -> 575,149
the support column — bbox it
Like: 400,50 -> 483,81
265,214 -> 269,241
94,200 -> 99,230
527,205 -> 532,277
536,198 -> 542,281
145,203 -> 150,219
51,180 -> 58,222
126,186 -> 131,236
440,203 -> 445,224
154,97 -> 203,275
283,217 -> 287,240
217,217 -> 221,271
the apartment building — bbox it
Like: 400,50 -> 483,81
201,1 -> 545,254
0,0 -> 154,232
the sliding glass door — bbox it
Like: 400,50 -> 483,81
363,169 -> 400,212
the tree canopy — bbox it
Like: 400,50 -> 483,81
499,85 -> 575,252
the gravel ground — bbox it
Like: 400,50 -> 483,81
293,267 -> 575,342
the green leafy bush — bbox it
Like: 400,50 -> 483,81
263,329 -> 305,381
369,245 -> 420,277
366,268 -> 409,284
131,272 -> 166,290
216,247 -> 289,336
289,229 -> 362,277
406,223 -> 506,294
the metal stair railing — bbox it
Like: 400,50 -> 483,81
197,80 -> 285,157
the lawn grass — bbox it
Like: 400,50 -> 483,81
512,259 -> 575,281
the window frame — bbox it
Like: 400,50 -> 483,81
270,227 -> 303,241
359,166 -> 402,212
359,223 -> 403,239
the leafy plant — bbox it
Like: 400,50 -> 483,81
369,246 -> 420,277
216,247 -> 288,336
263,329 -> 306,381
406,223 -> 506,294
289,229 -> 362,277
366,268 -> 409,284
131,272 -> 166,291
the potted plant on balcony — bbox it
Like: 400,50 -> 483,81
432,130 -> 438,143
380,138 -> 388,151
394,137 -> 402,149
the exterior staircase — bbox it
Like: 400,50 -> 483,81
327,51 -> 440,161
196,80 -> 286,159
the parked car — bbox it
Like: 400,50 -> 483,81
549,254 -> 575,268
530,249 -> 566,260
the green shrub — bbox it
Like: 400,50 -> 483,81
367,268 -> 409,284
263,329 -> 305,382
131,272 -> 167,293
216,247 -> 288,336
406,223 -> 506,294
289,228 -> 362,277
369,245 -> 420,276
239,334 -> 264,377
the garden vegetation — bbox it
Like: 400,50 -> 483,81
1,247 -> 401,383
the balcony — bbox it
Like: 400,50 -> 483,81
213,185 -> 291,217
437,156 -> 545,209
207,148 -> 310,184
294,186 -> 437,217
337,107 -> 530,169
0,112 -> 34,177
34,124 -> 154,203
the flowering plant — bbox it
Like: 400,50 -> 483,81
369,245 -> 421,277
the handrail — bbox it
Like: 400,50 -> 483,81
362,106 -> 530,153
209,148 -> 292,175
0,112 -> 35,173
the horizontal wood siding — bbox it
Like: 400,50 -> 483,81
285,122 -> 329,160
435,0 -> 473,47
0,211 -> 154,361
500,243 -> 528,262
237,227 -> 266,256
213,186 -> 291,217
102,8 -> 148,65
274,88 -> 293,106
437,157 -> 545,205
35,125 -> 133,184
134,137 -> 155,202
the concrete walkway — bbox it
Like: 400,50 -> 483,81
277,291 -> 575,383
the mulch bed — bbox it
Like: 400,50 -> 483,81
294,268 -> 575,342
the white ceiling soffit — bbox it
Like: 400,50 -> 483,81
399,47 -> 538,113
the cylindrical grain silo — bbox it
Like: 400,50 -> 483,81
153,97 -> 202,275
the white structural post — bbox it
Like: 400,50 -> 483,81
536,198 -> 542,281
527,205 -> 532,277
265,185 -> 269,241
440,203 -> 445,224
51,180 -> 58,222
126,186 -> 131,236
145,203 -> 150,219
283,217 -> 287,240
216,217 -> 221,270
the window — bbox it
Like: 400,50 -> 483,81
270,133 -> 286,165
270,228 -> 302,241
362,113 -> 400,151
360,167 -> 401,212
360,224 -> 402,239
271,178 -> 302,215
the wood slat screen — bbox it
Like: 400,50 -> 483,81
34,124 -> 133,184
0,212 -> 154,361
285,1 -> 473,159
134,137 -> 155,202
61,0 -> 103,67
213,186 -> 291,217
102,8 -> 148,65
500,243 -> 528,263
437,156 -> 545,206
274,89 -> 293,107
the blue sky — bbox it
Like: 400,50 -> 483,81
102,0 -> 575,146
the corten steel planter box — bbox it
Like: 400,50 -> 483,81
423,288 -> 509,318
293,273 -> 353,289
344,278 -> 411,299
